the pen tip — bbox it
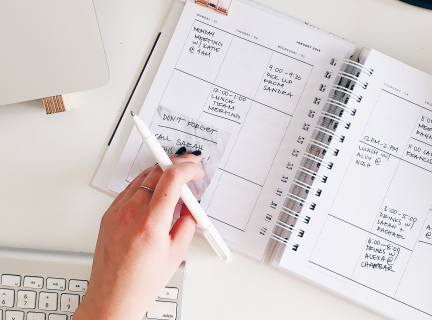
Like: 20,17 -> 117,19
130,111 -> 136,117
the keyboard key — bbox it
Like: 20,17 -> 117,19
27,312 -> 45,320
17,290 -> 37,309
1,274 -> 21,287
158,287 -> 179,300
60,294 -> 79,312
68,280 -> 87,293
0,288 -> 15,307
48,315 -> 66,320
39,292 -> 58,311
146,301 -> 177,320
46,278 -> 66,291
0,310 -> 2,320
24,277 -> 44,289
5,311 -> 24,320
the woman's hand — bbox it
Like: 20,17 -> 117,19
74,149 -> 203,320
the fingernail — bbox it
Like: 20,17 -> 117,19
191,150 -> 201,156
175,147 -> 187,155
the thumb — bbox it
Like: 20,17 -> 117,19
169,205 -> 197,257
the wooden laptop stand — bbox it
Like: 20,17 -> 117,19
42,94 -> 74,114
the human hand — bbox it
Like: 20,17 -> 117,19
74,148 -> 203,320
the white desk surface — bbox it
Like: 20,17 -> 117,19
1,0 -> 431,319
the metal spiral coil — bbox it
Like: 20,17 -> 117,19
270,57 -> 372,251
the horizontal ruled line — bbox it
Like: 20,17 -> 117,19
218,168 -> 263,187
418,240 -> 432,246
382,89 -> 432,113
157,125 -> 217,144
202,111 -> 241,124
411,137 -> 432,149
308,261 -> 432,317
196,19 -> 313,67
206,216 -> 245,232
328,215 -> 412,251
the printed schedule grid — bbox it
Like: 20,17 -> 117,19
309,89 -> 432,316
127,19 -> 315,232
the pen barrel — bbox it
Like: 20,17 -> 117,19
180,185 -> 212,229
144,135 -> 174,170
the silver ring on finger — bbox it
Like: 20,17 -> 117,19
139,185 -> 154,192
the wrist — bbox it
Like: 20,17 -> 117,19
73,299 -> 101,320
73,290 -> 115,320
74,285 -> 151,320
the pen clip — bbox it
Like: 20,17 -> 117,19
203,225 -> 233,262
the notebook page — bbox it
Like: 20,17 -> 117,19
279,50 -> 432,319
108,0 -> 355,259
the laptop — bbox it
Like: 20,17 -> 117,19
0,0 -> 109,106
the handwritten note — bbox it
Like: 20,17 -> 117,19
128,106 -> 231,200
189,26 -> 224,58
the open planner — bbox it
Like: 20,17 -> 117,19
91,1 -> 432,319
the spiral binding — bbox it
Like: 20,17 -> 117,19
342,59 -> 374,75
275,220 -> 305,237
270,57 -> 373,251
331,84 -> 363,102
292,179 -> 322,196
303,151 -> 333,169
298,165 -> 328,183
338,71 -> 369,89
326,98 -> 357,115
320,111 -> 351,129
281,206 -> 310,224
270,233 -> 299,251
315,124 -> 345,142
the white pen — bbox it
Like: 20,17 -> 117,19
130,111 -> 233,262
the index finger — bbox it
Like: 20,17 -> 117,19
146,161 -> 204,233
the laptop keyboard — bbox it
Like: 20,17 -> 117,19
0,248 -> 185,320
1,274 -> 86,320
